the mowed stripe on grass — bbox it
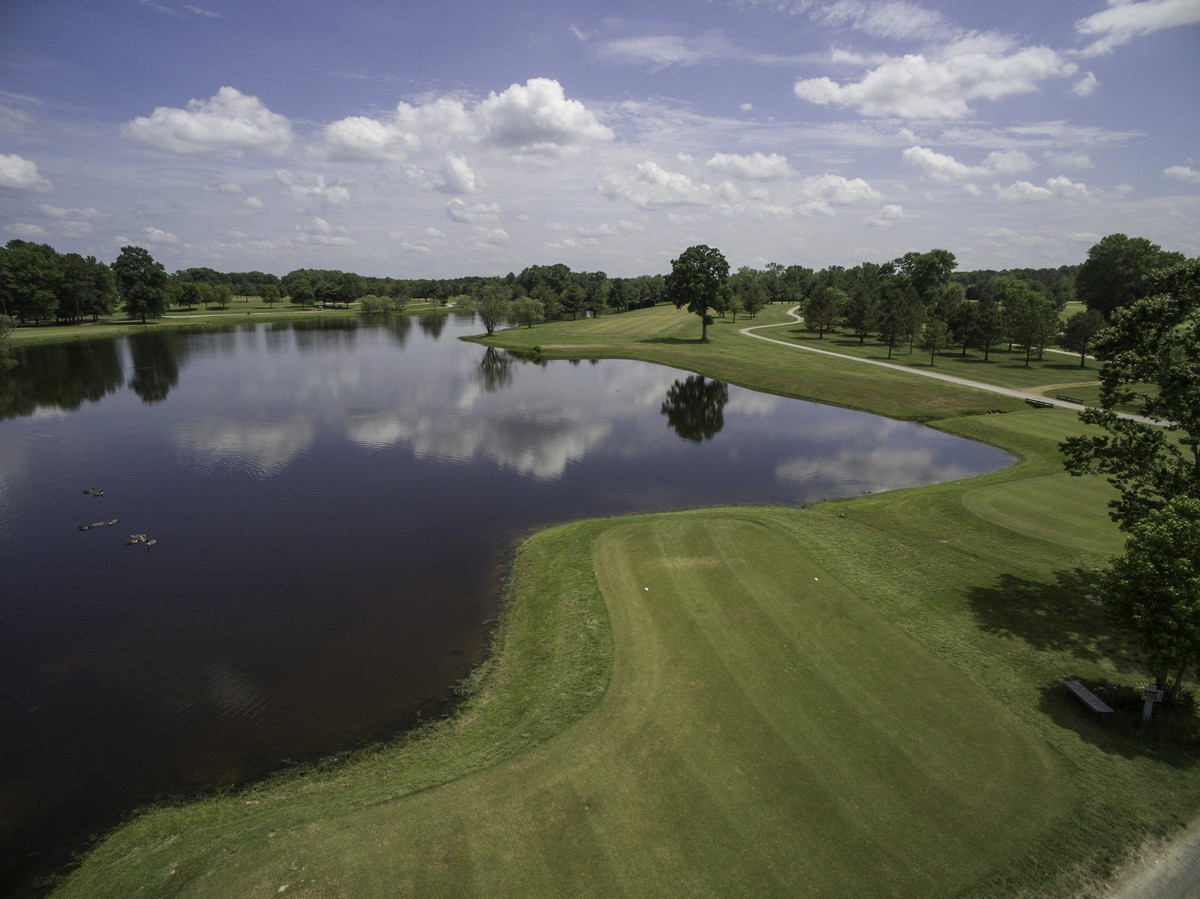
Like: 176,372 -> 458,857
113,512 -> 1070,898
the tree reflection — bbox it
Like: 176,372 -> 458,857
661,375 -> 729,442
127,330 -> 183,404
476,346 -> 514,393
0,340 -> 125,421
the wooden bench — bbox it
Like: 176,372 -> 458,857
1064,679 -> 1113,715
1056,394 -> 1083,404
1025,398 -> 1054,409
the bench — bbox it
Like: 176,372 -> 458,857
1056,394 -> 1083,404
1064,679 -> 1113,715
1025,398 -> 1053,409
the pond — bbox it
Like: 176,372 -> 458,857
0,312 -> 1011,891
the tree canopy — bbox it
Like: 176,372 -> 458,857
111,245 -> 168,324
1100,496 -> 1200,700
1062,258 -> 1200,530
1075,233 -> 1185,320
665,244 -> 729,342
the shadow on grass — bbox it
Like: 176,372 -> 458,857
638,336 -> 707,345
1038,680 -> 1200,766
968,568 -> 1131,662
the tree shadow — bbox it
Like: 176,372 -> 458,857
968,568 -> 1130,661
1036,680 -> 1200,766
638,337 -> 707,345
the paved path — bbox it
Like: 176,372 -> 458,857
739,307 -> 1091,412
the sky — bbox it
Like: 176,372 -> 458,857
1,0 -> 1197,279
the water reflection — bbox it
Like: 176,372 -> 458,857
0,339 -> 124,420
661,375 -> 729,442
476,346 -> 515,393
127,330 -> 183,403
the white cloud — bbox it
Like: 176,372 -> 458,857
593,34 -> 739,68
123,86 -> 293,155
902,145 -> 1036,180
706,151 -> 793,180
1076,0 -> 1200,56
993,176 -> 1092,203
275,170 -> 350,207
599,161 -> 714,208
477,78 -> 613,152
795,41 -> 1076,118
324,115 -> 419,161
1071,71 -> 1100,96
1165,165 -> 1200,185
798,173 -> 881,205
0,153 -> 52,191
810,0 -> 957,42
1044,151 -> 1094,170
143,226 -> 180,244
445,199 -> 501,224
8,222 -> 49,238
295,216 -> 353,246
436,153 -> 479,194
863,204 -> 909,227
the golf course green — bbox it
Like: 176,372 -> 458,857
52,304 -> 1199,897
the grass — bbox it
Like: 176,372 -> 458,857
51,304 -> 1200,898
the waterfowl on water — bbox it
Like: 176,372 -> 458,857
82,488 -> 104,497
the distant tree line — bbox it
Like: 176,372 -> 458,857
0,233 -> 1186,353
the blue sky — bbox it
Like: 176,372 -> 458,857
1,0 -> 1197,277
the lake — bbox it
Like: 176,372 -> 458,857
0,311 -> 1011,891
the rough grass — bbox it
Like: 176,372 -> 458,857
52,305 -> 1200,898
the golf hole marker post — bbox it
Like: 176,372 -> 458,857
1142,685 -> 1165,722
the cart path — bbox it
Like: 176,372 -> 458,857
740,308 -> 1158,424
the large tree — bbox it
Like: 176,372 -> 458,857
1100,496 -> 1200,702
472,284 -> 513,337
1062,259 -> 1200,530
112,245 -> 168,324
1075,233 -> 1185,320
665,244 -> 729,342
1060,308 -> 1105,368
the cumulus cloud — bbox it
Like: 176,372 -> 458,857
796,173 -> 881,213
476,78 -> 614,151
1076,0 -> 1200,56
795,40 -> 1076,118
0,153 -> 53,191
993,176 -> 1091,203
143,226 -> 180,244
902,145 -> 1036,180
598,161 -> 714,208
706,151 -> 793,180
1165,165 -> 1200,185
123,86 -> 292,155
435,153 -> 479,194
324,116 -> 419,161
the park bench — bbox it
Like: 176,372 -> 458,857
1024,398 -> 1054,409
1056,394 -> 1083,404
1063,679 -> 1113,715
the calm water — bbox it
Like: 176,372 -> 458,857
0,312 -> 1011,891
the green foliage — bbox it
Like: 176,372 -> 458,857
472,284 -> 513,336
510,296 -> 544,328
1062,258 -> 1200,529
111,245 -> 168,324
1060,307 -> 1106,367
665,244 -> 730,341
358,294 -> 396,314
1101,497 -> 1200,697
1075,233 -> 1186,320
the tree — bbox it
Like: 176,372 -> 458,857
1100,497 -> 1200,702
1075,233 -> 1185,320
472,284 -> 512,337
804,286 -> 843,338
918,318 -> 950,366
511,296 -> 544,328
1060,308 -> 1105,367
261,283 -> 281,308
970,295 -> 1006,362
111,245 -> 168,324
0,240 -> 63,324
876,273 -> 922,358
289,277 -> 315,306
1062,259 -> 1200,530
665,244 -> 729,342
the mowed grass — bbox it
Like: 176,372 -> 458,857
54,306 -> 1200,898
